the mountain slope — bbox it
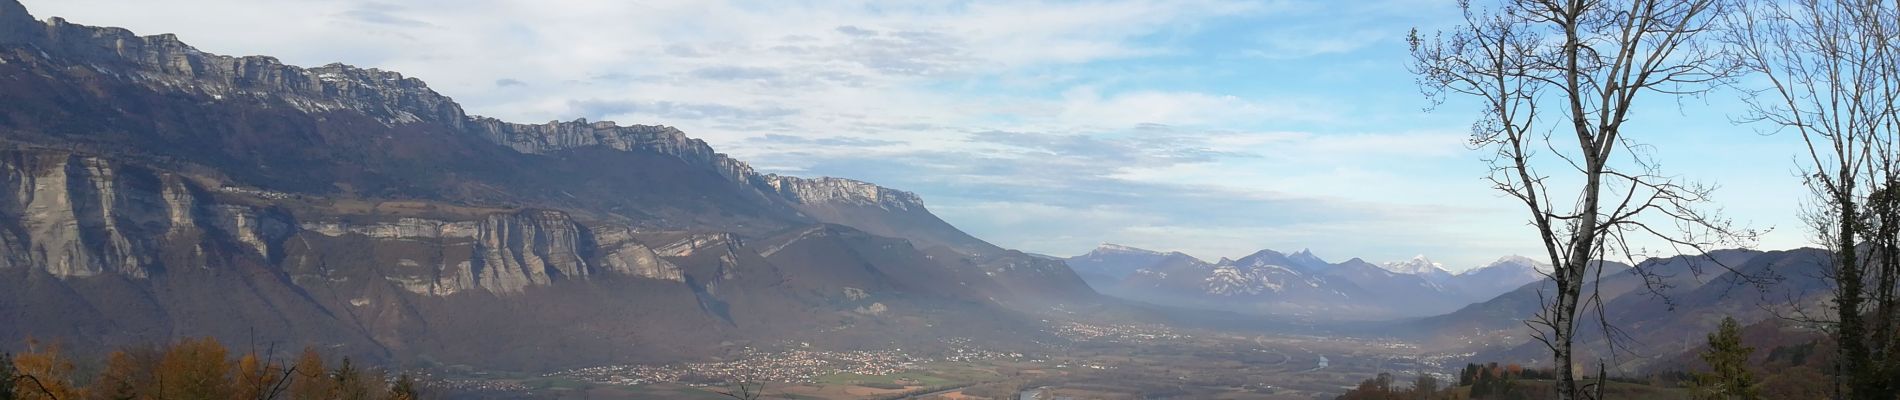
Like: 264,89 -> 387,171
1406,249 -> 1816,373
1440,256 -> 1550,304
0,1 -> 1096,371
1065,244 -> 1181,288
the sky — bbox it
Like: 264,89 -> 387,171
20,0 -> 1817,271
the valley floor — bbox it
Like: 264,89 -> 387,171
432,322 -> 1443,400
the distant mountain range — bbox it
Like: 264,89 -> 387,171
1065,244 -> 1549,319
0,0 -> 1107,372
1403,248 -> 1835,373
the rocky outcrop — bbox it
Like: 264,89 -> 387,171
302,210 -> 684,295
764,175 -> 925,211
591,225 -> 685,281
0,3 -> 968,253
1,7 -> 464,127
0,147 -> 684,293
464,118 -> 760,183
653,232 -> 747,258
0,151 -> 292,278
464,118 -> 931,215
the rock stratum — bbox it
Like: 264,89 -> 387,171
0,0 -> 1098,371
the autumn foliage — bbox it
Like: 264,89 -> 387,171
2,338 -> 424,400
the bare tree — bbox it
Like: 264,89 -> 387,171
1409,0 -> 1755,398
713,381 -> 766,400
1723,0 -> 1900,398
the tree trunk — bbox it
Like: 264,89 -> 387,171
1836,185 -> 1868,400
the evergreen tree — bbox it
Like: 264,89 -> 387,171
1412,374 -> 1440,399
389,373 -> 420,400
1,353 -> 16,400
1692,317 -> 1757,400
1473,367 -> 1494,398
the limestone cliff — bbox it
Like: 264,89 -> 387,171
302,210 -> 684,295
0,0 -> 1108,370
0,149 -> 680,295
0,151 -> 293,278
764,175 -> 925,211
0,5 -> 984,254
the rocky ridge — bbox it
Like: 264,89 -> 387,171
0,0 -> 1112,371
0,4 -> 926,219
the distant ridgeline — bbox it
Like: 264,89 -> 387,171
0,0 -> 1106,372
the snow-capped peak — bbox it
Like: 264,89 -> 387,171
1289,248 -> 1326,264
1469,255 -> 1554,275
1382,255 -> 1450,275
1093,243 -> 1162,255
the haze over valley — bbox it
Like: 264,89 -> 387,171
0,1 -> 1893,400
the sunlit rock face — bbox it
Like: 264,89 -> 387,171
0,152 -> 293,279
301,211 -> 686,295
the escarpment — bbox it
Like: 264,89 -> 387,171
0,150 -> 682,293
0,0 -> 1104,371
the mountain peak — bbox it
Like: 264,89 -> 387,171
1286,248 -> 1329,272
764,175 -> 924,211
1382,255 -> 1449,275
1238,248 -> 1286,260
1094,243 -> 1162,255
1473,255 -> 1553,274
0,0 -> 39,43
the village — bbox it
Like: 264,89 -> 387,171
547,343 -> 1025,386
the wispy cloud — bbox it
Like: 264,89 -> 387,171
18,0 -> 1812,269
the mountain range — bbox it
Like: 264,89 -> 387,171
0,0 -> 1847,385
0,0 -> 1105,371
1064,244 -> 1549,319
1403,248 -> 1835,373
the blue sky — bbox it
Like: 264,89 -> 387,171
24,0 -> 1814,271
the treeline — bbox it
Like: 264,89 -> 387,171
1335,372 -> 1455,400
1,338 -> 425,400
1334,364 -> 1541,400
1335,317 -> 1840,400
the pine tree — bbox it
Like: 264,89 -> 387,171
331,357 -> 374,400
389,373 -> 420,400
1692,317 -> 1757,400
1473,367 -> 1494,398
1412,374 -> 1440,398
1,352 -> 16,400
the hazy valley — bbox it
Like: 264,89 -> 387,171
0,1 -> 1894,399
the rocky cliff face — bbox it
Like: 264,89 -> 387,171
1,4 -> 983,256
301,210 -> 683,295
465,118 -> 760,184
0,151 -> 295,278
3,4 -> 926,217
3,15 -> 464,127
0,149 -> 679,294
765,175 -> 925,211
463,117 -> 938,217
0,0 -> 1109,370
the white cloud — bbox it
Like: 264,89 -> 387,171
19,0 -> 1607,268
